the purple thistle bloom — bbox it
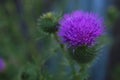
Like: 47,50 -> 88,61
58,11 -> 104,47
0,58 -> 6,72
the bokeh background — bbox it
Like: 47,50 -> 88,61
0,0 -> 120,80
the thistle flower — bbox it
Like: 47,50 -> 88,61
58,11 -> 104,47
0,58 -> 6,72
58,11 -> 105,63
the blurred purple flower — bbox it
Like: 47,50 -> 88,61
0,58 -> 6,72
58,11 -> 105,47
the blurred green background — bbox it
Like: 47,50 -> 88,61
0,0 -> 120,80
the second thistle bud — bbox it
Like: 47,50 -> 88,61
0,58 -> 6,72
38,12 -> 61,33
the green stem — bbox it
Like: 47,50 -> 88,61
79,64 -> 89,80
53,33 -> 66,52
53,33 -> 77,80
54,33 -> 90,80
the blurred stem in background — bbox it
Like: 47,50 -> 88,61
106,0 -> 120,80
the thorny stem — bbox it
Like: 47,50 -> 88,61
79,64 -> 89,80
53,33 -> 66,52
53,33 -> 77,80
54,33 -> 89,80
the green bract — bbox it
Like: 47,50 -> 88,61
69,46 -> 97,64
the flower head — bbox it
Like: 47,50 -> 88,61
58,11 -> 104,47
0,58 -> 6,72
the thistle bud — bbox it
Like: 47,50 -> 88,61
38,12 -> 61,33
